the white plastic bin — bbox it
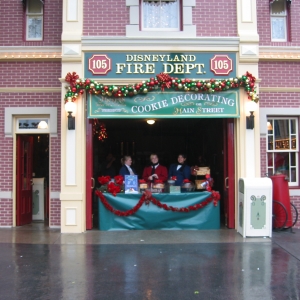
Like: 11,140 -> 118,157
238,178 -> 272,238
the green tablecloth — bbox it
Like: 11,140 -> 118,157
98,192 -> 220,230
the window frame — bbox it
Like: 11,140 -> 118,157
266,117 -> 299,186
25,0 -> 44,41
140,0 -> 183,32
16,117 -> 50,134
270,0 -> 288,42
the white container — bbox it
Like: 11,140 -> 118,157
238,178 -> 272,238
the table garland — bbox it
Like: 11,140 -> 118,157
95,189 -> 220,217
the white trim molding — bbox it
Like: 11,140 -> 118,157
81,36 -> 240,51
260,108 -> 300,136
126,0 -> 196,38
5,107 -> 58,137
0,191 -> 12,199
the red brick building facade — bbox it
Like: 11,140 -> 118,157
1,0 -> 299,231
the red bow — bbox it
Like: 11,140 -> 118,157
157,72 -> 172,91
65,72 -> 79,87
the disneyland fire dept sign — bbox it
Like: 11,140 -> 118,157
87,91 -> 239,119
84,52 -> 236,79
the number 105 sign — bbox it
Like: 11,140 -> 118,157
210,55 -> 233,75
89,55 -> 112,75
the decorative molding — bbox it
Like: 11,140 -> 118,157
0,191 -> 12,199
81,36 -> 240,50
241,44 -> 258,56
60,193 -> 83,201
260,46 -> 300,53
259,46 -> 300,61
4,107 -> 58,137
290,189 -> 300,196
66,130 -> 76,185
50,192 -> 60,199
66,208 -> 77,225
241,0 -> 252,23
260,108 -> 300,136
67,0 -> 78,22
0,46 -> 61,61
62,57 -> 82,62
63,44 -> 81,56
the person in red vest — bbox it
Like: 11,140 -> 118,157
142,153 -> 168,183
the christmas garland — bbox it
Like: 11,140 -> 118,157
64,71 -> 259,103
95,189 -> 220,217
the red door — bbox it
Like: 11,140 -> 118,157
16,135 -> 34,226
223,119 -> 235,228
86,119 -> 94,229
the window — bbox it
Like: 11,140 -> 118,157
18,118 -> 48,130
267,118 -> 298,185
26,0 -> 43,40
270,0 -> 287,41
141,0 -> 181,31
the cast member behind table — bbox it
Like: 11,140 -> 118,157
168,153 -> 191,185
100,153 -> 117,177
119,155 -> 136,176
142,153 -> 168,183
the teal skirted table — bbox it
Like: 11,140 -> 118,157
98,192 -> 220,231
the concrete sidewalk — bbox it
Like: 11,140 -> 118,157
0,225 -> 299,300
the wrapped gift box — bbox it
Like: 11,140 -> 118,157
196,167 -> 210,176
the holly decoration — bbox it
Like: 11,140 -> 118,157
64,71 -> 259,103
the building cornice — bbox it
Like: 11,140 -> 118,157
259,46 -> 300,61
0,46 -> 62,61
81,36 -> 240,51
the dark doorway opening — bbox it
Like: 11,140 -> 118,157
16,134 -> 49,226
91,118 -> 226,229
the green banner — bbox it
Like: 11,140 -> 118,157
88,91 -> 239,119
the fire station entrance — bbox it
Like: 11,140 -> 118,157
86,117 -> 235,230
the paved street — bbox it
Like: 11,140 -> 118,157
0,224 -> 299,300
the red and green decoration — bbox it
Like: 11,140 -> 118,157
92,119 -> 108,141
64,71 -> 259,103
95,174 -> 220,217
95,189 -> 221,217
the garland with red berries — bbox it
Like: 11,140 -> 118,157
64,71 -> 259,103
95,189 -> 220,217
